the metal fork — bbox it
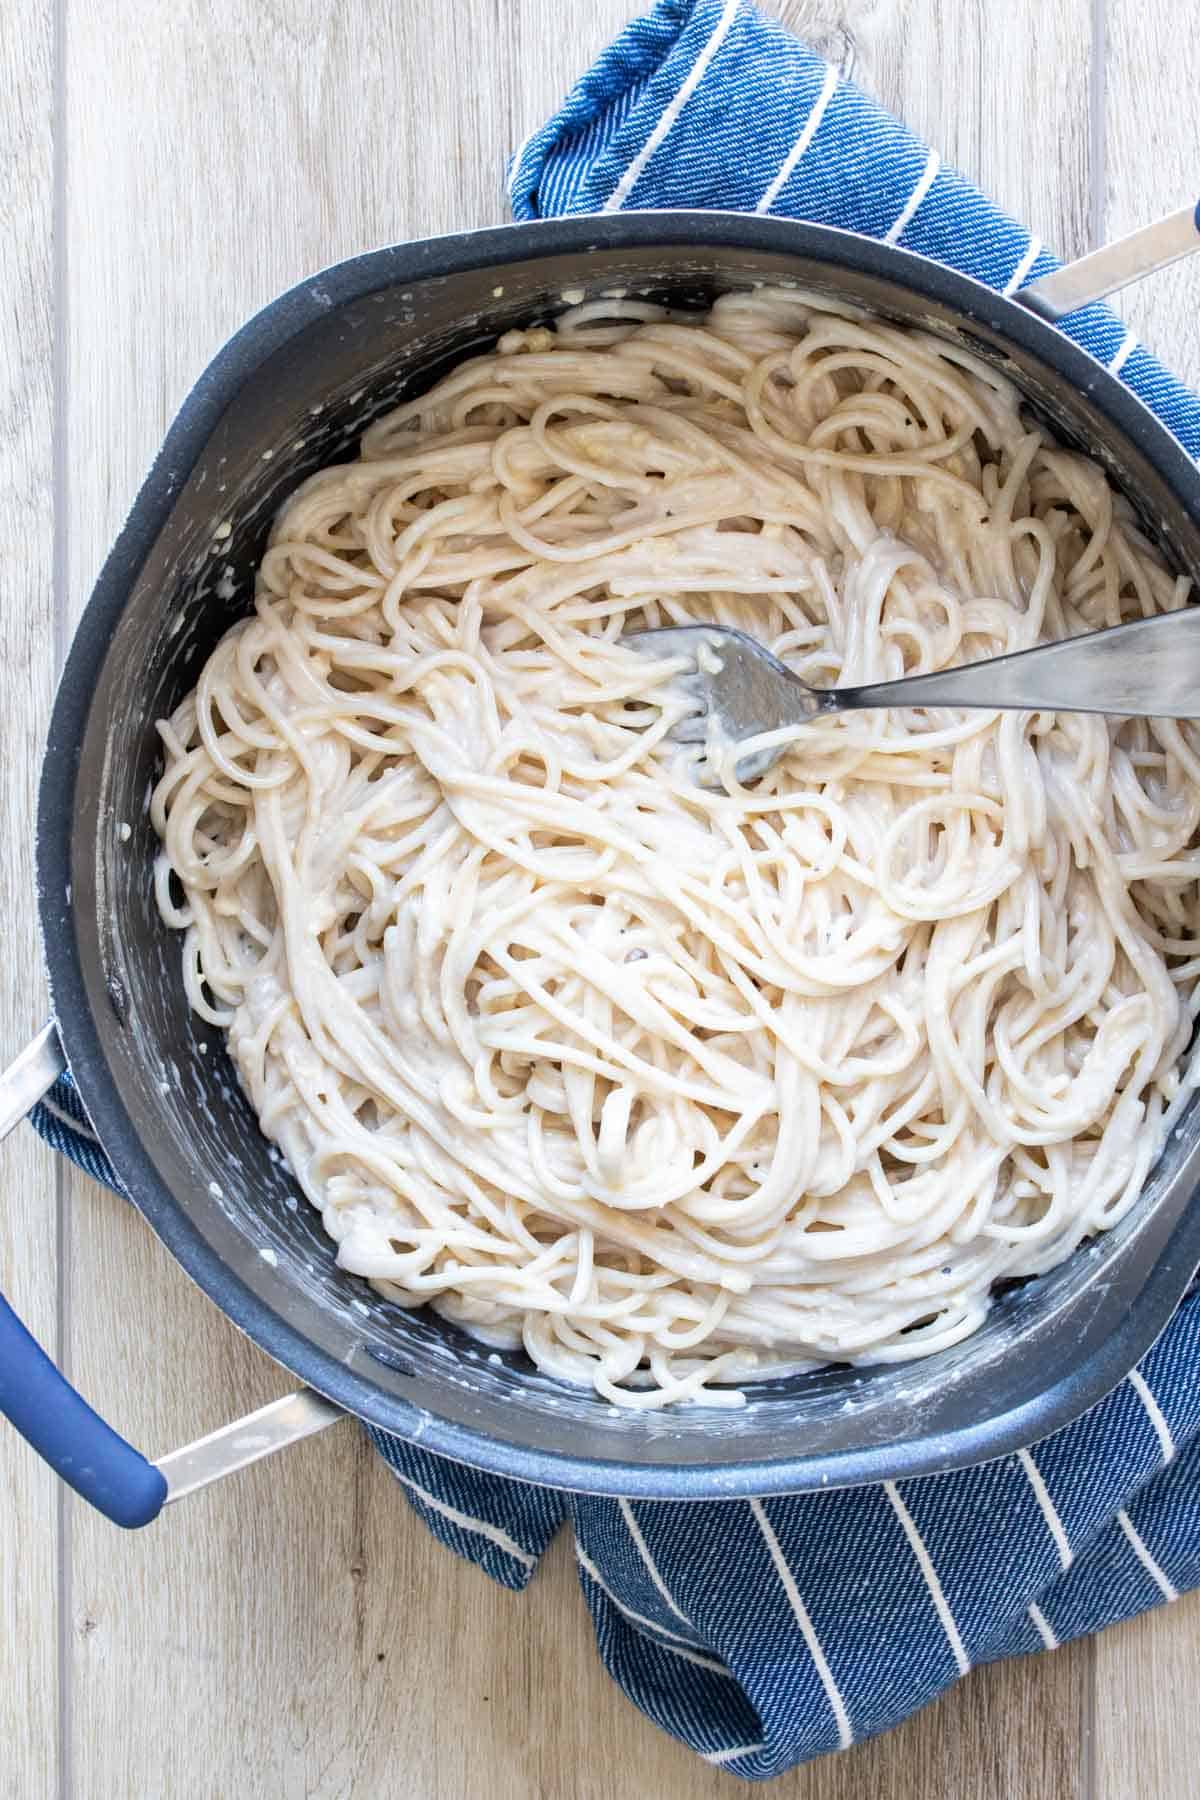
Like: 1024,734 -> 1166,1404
624,609 -> 1200,781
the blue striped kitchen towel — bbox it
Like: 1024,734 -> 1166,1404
32,0 -> 1200,1779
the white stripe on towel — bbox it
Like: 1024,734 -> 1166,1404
754,62 -> 839,214
1127,1368 -> 1176,1464
1109,328 -> 1138,374
1018,1448 -> 1073,1571
1028,1603 -> 1058,1650
701,1743 -> 765,1766
884,1481 -> 971,1676
619,1497 -> 694,1627
647,1639 -> 729,1676
602,0 -> 743,212
38,1095 -> 99,1142
576,1543 -> 728,1672
884,149 -> 940,245
1117,1508 -> 1178,1602
749,1498 -> 854,1748
573,1540 -> 698,1646
390,1472 -> 535,1567
1003,235 -> 1043,295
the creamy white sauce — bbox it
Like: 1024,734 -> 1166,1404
152,289 -> 1199,1408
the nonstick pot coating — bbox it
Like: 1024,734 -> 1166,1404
37,215 -> 1200,1496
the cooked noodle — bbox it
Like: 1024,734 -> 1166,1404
152,288 -> 1200,1407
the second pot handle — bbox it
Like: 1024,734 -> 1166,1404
1017,197 -> 1200,321
0,1022 -> 168,1525
0,1023 -> 343,1526
0,1287 -> 168,1528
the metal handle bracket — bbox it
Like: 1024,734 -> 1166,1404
0,1022 -> 344,1524
1018,199 -> 1200,321
156,1388 -> 344,1503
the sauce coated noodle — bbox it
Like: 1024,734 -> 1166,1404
152,290 -> 1200,1408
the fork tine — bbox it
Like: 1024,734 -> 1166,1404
624,622 -> 810,783
666,714 -> 709,743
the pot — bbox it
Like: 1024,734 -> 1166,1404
5,208 -> 1200,1527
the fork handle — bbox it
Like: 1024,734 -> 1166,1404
838,607 -> 1200,719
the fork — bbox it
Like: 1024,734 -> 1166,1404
624,609 -> 1200,782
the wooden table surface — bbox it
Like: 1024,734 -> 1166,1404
3,1 -> 1198,1794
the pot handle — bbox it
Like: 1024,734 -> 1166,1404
0,1023 -> 169,1526
1017,197 -> 1200,321
0,1024 -> 346,1526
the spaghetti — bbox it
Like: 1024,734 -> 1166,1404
152,289 -> 1200,1406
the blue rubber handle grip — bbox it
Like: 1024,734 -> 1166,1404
0,1289 -> 167,1528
